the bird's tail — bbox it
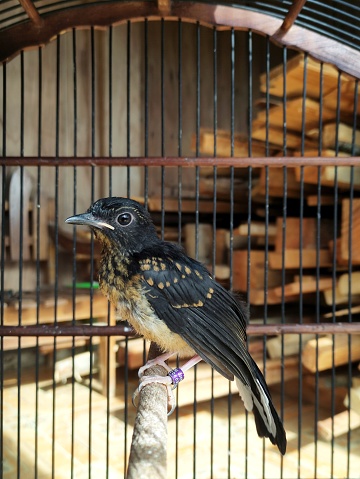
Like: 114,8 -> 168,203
235,360 -> 287,455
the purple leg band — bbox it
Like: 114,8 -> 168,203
168,367 -> 185,386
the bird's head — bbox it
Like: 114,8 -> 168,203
65,197 -> 159,254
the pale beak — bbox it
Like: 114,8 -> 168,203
65,213 -> 114,230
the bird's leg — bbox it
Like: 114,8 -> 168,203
137,351 -> 177,378
132,354 -> 203,415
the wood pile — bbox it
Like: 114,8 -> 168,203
188,54 -> 360,439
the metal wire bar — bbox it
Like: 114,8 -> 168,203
193,21 -> 201,478
1,323 -> 359,336
297,51 -> 308,478
210,24 -> 217,479
2,156 -> 359,167
175,19 -> 183,479
346,78 -> 358,478
70,27 -> 78,479
34,44 -> 43,479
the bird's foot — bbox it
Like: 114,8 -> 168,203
137,351 -> 176,378
132,370 -> 183,415
132,354 -> 202,415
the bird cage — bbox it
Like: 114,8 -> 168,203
0,1 -> 360,478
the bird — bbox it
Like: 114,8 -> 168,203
65,196 -> 287,455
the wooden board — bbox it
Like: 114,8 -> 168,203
341,198 -> 360,265
3,292 -> 110,326
294,164 -> 359,190
253,97 -> 334,134
344,385 -> 360,416
318,410 -> 360,441
260,54 -> 340,100
232,249 -> 285,292
338,271 -> 360,296
193,127 -> 270,157
136,196 -> 246,214
251,125 -> 317,150
251,167 -> 304,199
307,122 -> 360,152
269,249 -> 332,269
266,334 -> 316,359
323,79 -> 360,116
302,335 -> 360,373
274,277 -> 333,298
274,217 -> 333,252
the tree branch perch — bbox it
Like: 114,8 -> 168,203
127,342 -> 169,479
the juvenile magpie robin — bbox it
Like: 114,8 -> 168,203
66,197 -> 286,454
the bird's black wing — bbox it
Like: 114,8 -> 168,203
135,243 -> 250,380
135,243 -> 287,454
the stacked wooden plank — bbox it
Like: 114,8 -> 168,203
189,54 -> 360,438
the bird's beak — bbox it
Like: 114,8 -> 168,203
65,213 -> 115,231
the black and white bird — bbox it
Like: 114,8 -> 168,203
66,196 -> 287,455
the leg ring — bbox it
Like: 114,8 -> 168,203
168,368 -> 185,389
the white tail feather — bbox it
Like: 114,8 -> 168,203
235,377 -> 276,437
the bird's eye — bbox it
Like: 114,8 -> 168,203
117,212 -> 133,227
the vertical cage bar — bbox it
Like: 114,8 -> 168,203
313,59 -> 325,479
105,24 -> 113,479
279,44 -> 287,479
127,20 -> 131,195
34,45 -> 43,479
160,19 -> 165,239
330,71 -> 342,479
16,50 -> 26,479
209,24 -> 217,479
263,38 -> 271,479
0,58 -> 6,479
228,27 -> 235,479
108,25 -> 113,195
71,27 -> 78,479
192,21 -> 201,479
144,19 -> 149,207
174,17 -> 183,479
346,78 -> 358,478
177,18 -> 183,244
297,51 -> 308,479
89,26 -> 96,478
246,29 -> 253,479
51,34 -> 62,479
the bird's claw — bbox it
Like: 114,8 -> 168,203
138,358 -> 173,378
132,367 -> 185,416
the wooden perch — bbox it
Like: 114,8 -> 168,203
127,342 -> 168,479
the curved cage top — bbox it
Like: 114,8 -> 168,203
1,1 -> 360,51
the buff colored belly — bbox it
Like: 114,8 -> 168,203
101,278 -> 195,357
119,299 -> 194,357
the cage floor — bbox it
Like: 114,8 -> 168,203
2,365 -> 359,479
